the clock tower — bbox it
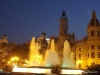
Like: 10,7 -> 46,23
57,10 -> 68,57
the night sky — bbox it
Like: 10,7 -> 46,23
0,0 -> 100,44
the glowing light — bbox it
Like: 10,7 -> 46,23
76,60 -> 82,66
12,67 -> 84,74
29,54 -> 43,66
25,60 -> 28,63
12,67 -> 51,74
11,57 -> 19,62
62,69 -> 84,74
46,38 -> 50,41
7,61 -> 11,64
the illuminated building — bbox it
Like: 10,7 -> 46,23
73,10 -> 100,69
0,34 -> 8,66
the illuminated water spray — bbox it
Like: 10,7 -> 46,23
62,40 -> 75,68
29,37 -> 75,68
44,39 -> 60,66
29,37 -> 43,66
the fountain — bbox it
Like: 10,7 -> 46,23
12,37 -> 84,74
44,39 -> 60,67
29,37 -> 74,67
62,40 -> 75,68
29,37 -> 43,66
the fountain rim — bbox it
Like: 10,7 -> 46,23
25,66 -> 81,70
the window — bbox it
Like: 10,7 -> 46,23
79,54 -> 81,59
91,31 -> 94,37
88,53 -> 89,58
97,31 -> 100,37
98,52 -> 100,58
79,48 -> 81,52
98,45 -> 100,49
91,52 -> 95,58
91,45 -> 95,49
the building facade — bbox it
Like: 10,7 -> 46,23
73,10 -> 100,69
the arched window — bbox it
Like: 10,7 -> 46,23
91,45 -> 95,49
91,52 -> 95,58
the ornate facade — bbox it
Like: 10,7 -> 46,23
73,10 -> 100,69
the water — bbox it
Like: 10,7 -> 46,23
29,37 -> 75,68
44,39 -> 60,66
29,37 -> 43,66
62,40 -> 75,68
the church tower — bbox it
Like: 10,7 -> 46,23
57,10 -> 68,57
59,10 -> 68,38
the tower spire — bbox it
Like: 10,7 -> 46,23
92,10 -> 96,19
61,10 -> 67,18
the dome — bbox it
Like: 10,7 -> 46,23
88,18 -> 100,27
88,10 -> 100,27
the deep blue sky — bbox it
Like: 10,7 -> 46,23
0,0 -> 100,44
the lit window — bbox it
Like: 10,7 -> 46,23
91,52 -> 95,58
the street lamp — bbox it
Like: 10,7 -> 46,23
10,56 -> 19,67
11,57 -> 19,62
76,60 -> 82,66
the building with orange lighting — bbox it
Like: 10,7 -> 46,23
72,10 -> 100,69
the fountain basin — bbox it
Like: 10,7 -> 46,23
12,67 -> 84,75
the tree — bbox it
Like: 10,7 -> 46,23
51,64 -> 62,74
87,64 -> 100,75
